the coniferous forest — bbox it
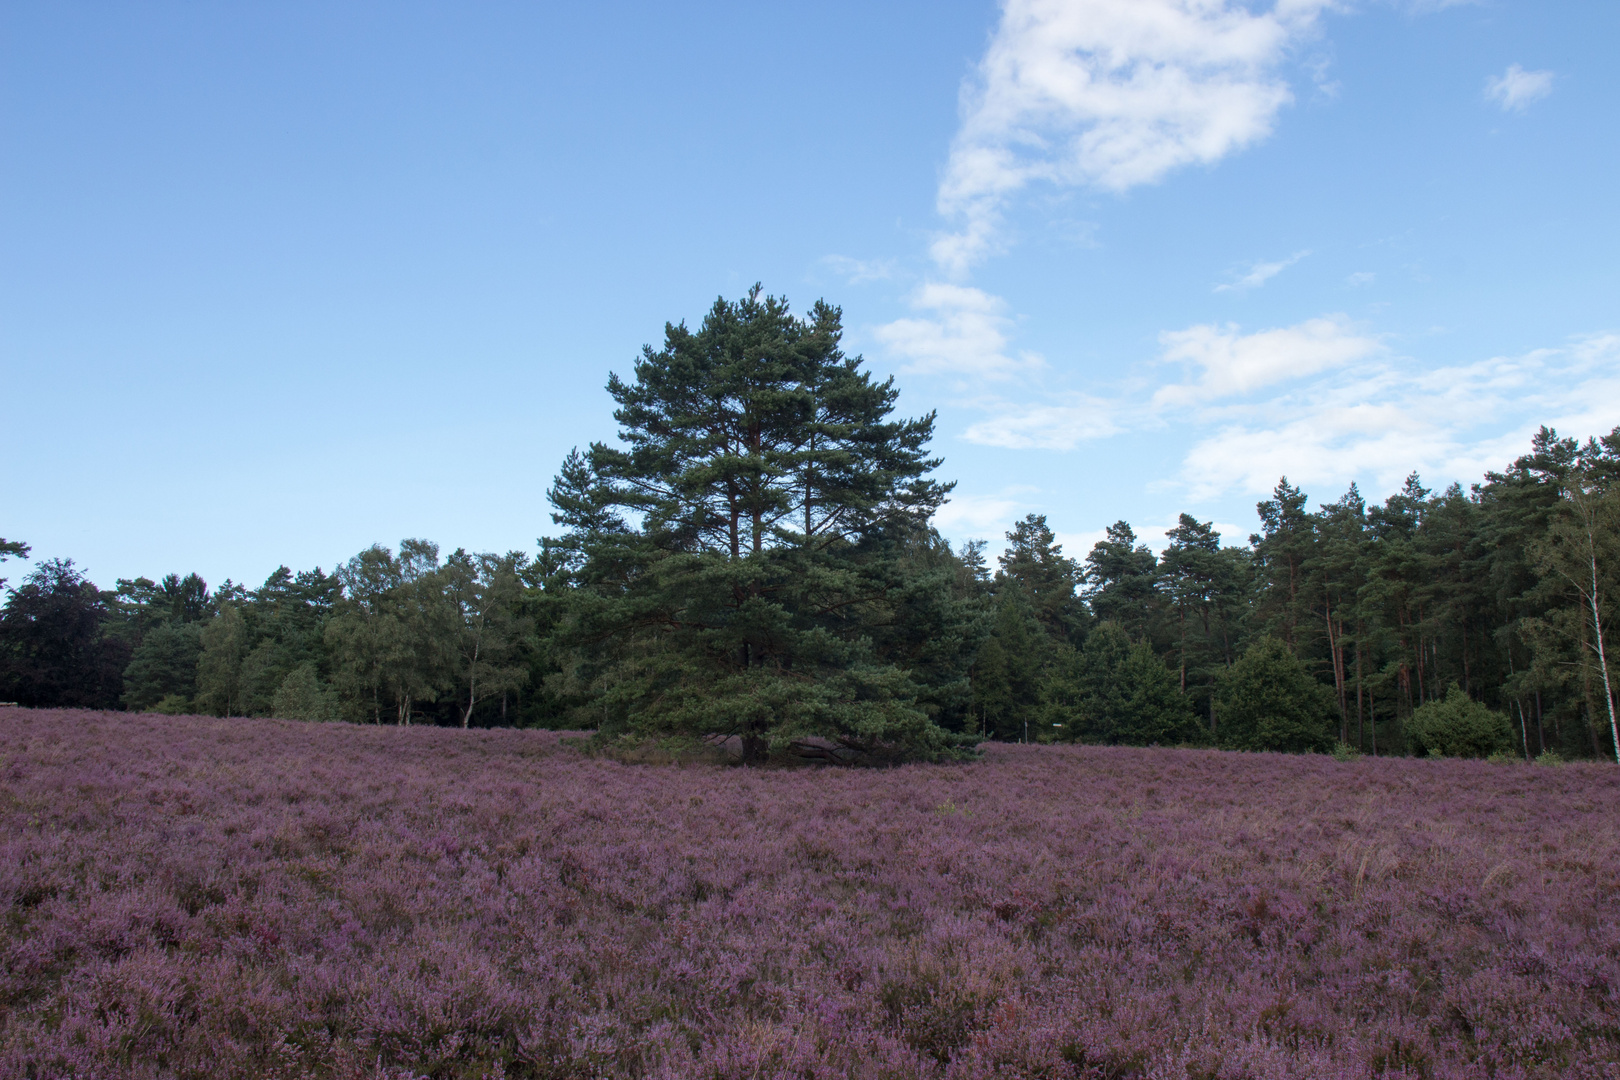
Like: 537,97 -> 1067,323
3,289 -> 1617,762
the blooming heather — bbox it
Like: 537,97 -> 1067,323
2,708 -> 1617,1078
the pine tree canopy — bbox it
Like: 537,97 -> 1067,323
547,286 -> 975,764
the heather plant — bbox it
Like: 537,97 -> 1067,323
1407,684 -> 1515,758
3,706 -> 1617,1079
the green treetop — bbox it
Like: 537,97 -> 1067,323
548,286 -> 973,763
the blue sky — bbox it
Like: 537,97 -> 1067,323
2,0 -> 1616,589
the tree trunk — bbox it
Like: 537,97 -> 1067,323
1178,606 -> 1187,693
1369,685 -> 1377,757
462,637 -> 481,729
1583,541 -> 1620,762
1355,632 -> 1365,753
1325,601 -> 1347,742
1460,617 -> 1471,695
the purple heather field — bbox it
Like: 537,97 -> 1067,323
2,709 -> 1618,1079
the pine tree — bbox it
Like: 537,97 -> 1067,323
1251,479 -> 1313,648
997,513 -> 1085,641
548,286 -> 970,763
1082,521 -> 1160,641
1215,636 -> 1337,753
1043,622 -> 1201,746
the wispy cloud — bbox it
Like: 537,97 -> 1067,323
873,283 -> 1042,380
1153,315 -> 1382,407
1214,249 -> 1310,292
934,488 -> 1040,536
932,0 -> 1332,275
962,394 -> 1124,450
820,255 -> 899,284
916,305 -> 1617,511
1346,271 -> 1376,287
1485,64 -> 1553,112
1177,332 -> 1620,499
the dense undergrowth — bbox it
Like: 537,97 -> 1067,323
2,707 -> 1618,1079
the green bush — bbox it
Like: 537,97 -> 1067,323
122,622 -> 203,711
1214,636 -> 1337,753
271,664 -> 340,723
1406,684 -> 1513,758
1042,623 -> 1204,746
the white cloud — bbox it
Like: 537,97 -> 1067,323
874,283 -> 1042,379
1214,250 -> 1310,292
1176,332 -> 1620,499
934,488 -> 1040,537
933,0 -> 1331,274
962,395 -> 1124,449
1153,314 -> 1382,407
820,255 -> 898,284
1054,528 -> 1112,559
1346,271 -> 1376,287
1485,64 -> 1553,112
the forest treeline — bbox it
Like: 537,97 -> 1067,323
3,290 -> 1617,762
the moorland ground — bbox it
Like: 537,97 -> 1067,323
2,707 -> 1618,1079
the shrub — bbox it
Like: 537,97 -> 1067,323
1406,684 -> 1514,758
121,621 -> 202,710
1042,622 -> 1203,746
1214,636 -> 1336,753
271,663 -> 339,722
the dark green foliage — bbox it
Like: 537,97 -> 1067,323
0,560 -> 129,708
548,287 -> 972,762
1160,514 -> 1249,716
6,279 -> 1616,760
271,663 -> 339,722
121,622 -> 203,711
1082,522 -> 1160,641
0,537 -> 31,592
324,542 -> 458,725
1215,636 -> 1337,753
1406,684 -> 1514,758
969,591 -> 1048,742
998,514 -> 1086,642
1250,479 -> 1313,648
1044,622 -> 1203,745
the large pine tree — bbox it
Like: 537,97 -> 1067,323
548,286 -> 974,762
